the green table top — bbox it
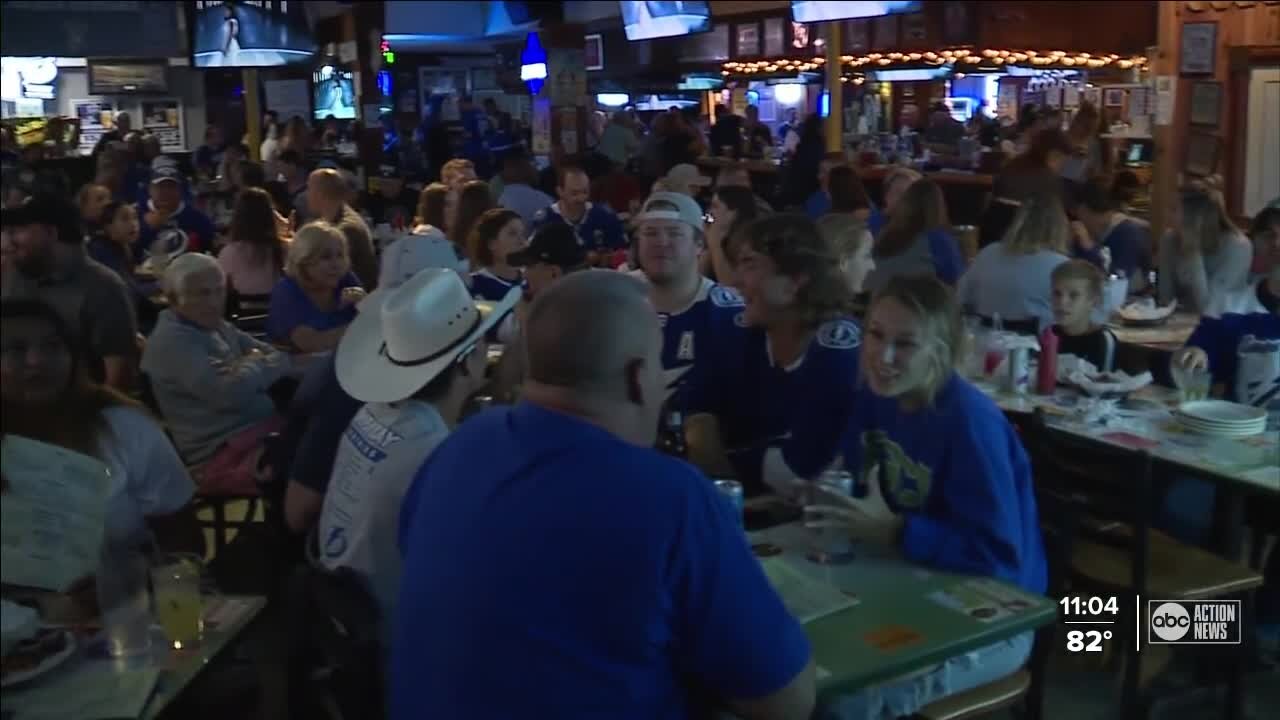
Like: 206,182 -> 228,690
751,524 -> 1057,698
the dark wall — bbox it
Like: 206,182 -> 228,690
1,1 -> 186,57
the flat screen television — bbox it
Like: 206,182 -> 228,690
790,1 -> 922,23
620,1 -> 712,41
314,65 -> 356,120
189,1 -> 316,68
88,62 -> 168,94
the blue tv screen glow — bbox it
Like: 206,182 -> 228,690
620,1 -> 712,41
791,1 -> 922,23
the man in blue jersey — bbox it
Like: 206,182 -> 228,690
391,270 -> 815,719
685,214 -> 862,495
530,164 -> 626,253
633,191 -> 747,410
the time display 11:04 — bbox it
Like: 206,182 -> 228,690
1060,596 -> 1120,616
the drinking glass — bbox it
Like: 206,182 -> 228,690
804,472 -> 856,565
150,554 -> 205,650
1171,364 -> 1212,403
97,549 -> 153,659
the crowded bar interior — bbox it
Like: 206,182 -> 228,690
2,1 -> 1279,718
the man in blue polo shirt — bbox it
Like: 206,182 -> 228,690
392,270 -> 815,719
530,164 -> 626,253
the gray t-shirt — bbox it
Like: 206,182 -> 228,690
957,242 -> 1070,330
317,400 -> 450,647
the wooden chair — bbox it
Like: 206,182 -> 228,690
1021,410 -> 1263,720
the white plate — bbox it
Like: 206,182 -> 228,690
1174,410 -> 1266,428
1177,418 -> 1266,437
0,630 -> 76,688
1178,400 -> 1268,424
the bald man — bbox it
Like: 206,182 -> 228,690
306,168 -> 378,289
392,270 -> 816,720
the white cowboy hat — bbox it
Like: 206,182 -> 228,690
336,268 -> 519,403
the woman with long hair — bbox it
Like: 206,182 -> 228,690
816,213 -> 876,296
1,299 -> 200,557
979,128 -> 1075,248
1160,186 -> 1252,313
807,275 -> 1045,719
267,222 -> 365,352
466,208 -> 525,301
1061,101 -> 1111,183
87,200 -> 140,280
863,178 -> 964,293
704,184 -> 762,286
827,165 -> 872,221
449,180 -> 495,250
959,191 -> 1072,330
412,182 -> 449,234
218,187 -> 287,296
684,214 -> 860,494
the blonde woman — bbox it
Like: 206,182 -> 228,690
806,274 -> 1046,719
1159,187 -> 1253,314
957,191 -> 1072,330
267,222 -> 365,352
816,213 -> 876,294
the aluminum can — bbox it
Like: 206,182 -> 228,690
1005,346 -> 1030,395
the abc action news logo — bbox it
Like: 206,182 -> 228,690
1148,600 -> 1242,644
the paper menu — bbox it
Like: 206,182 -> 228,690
1,436 -> 111,592
760,557 -> 860,625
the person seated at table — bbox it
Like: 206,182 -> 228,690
391,270 -> 816,719
825,166 -> 875,227
77,182 -> 112,237
530,164 -> 626,253
320,268 -> 514,649
495,152 -> 555,226
411,182 -> 448,235
704,184 -> 764,286
142,254 -> 293,496
307,168 -> 378,290
958,191 -> 1072,331
871,166 -> 923,235
862,178 -> 964,295
218,187 -> 287,298
2,299 -> 201,561
1051,260 -> 1119,373
685,214 -> 860,495
1159,185 -> 1253,314
978,128 -> 1074,249
2,194 -> 139,390
364,170 -> 418,229
87,200 -> 161,331
447,179 -> 495,252
1068,178 -> 1151,293
805,275 -> 1047,720
267,222 -> 365,353
1247,203 -> 1280,280
466,208 -> 525,302
816,214 -> 876,297
137,157 -> 216,257
803,154 -> 845,219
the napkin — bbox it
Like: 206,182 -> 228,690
1060,355 -> 1154,396
1118,297 -> 1177,322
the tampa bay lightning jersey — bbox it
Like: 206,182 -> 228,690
470,268 -> 523,302
688,313 -> 863,492
659,278 -> 747,407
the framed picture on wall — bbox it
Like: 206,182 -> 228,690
1184,132 -> 1219,177
1180,22 -> 1217,75
763,18 -> 785,56
1189,80 -> 1221,126
844,19 -> 869,52
736,22 -> 760,57
584,34 -> 603,71
1103,88 -> 1126,107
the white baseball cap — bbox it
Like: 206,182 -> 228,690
373,226 -> 470,294
633,191 -> 705,232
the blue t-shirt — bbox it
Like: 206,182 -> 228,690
689,315 -> 862,491
391,402 -> 810,719
266,273 -> 360,346
135,201 -> 217,258
925,227 -> 966,285
1187,311 -> 1280,418
469,268 -> 523,302
530,202 -> 627,252
803,190 -> 830,219
839,374 -> 1048,594
660,279 -> 747,408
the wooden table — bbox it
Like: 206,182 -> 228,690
1109,312 -> 1200,353
1,595 -> 267,720
751,523 -> 1057,699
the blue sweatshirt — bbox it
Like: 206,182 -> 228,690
1186,310 -> 1280,419
135,200 -> 217,259
530,202 -> 626,252
839,374 -> 1048,594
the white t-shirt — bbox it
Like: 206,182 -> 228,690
957,243 -> 1071,331
317,400 -> 451,645
96,407 -> 196,551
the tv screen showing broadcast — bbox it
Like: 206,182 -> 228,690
189,1 -> 316,68
791,1 -> 923,23
620,1 -> 712,41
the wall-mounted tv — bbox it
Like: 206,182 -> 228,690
189,1 -> 316,68
89,62 -> 169,95
791,1 -> 922,23
620,1 -> 712,41
314,65 -> 356,120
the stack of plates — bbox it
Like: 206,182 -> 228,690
1175,400 -> 1267,437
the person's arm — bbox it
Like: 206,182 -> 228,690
283,390 -> 361,534
899,412 -> 1036,584
284,480 -> 325,535
267,281 -> 346,352
671,464 -> 815,719
1184,314 -> 1237,387
149,327 -> 290,411
114,409 -> 202,555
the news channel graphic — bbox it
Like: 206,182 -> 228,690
1147,599 -> 1243,645
1059,595 -> 1122,654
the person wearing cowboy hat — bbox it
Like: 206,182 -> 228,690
315,269 -> 518,645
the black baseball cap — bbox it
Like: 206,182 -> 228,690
508,223 -> 587,269
2,194 -> 81,244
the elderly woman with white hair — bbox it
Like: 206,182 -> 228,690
267,221 -> 365,352
140,253 -> 293,495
